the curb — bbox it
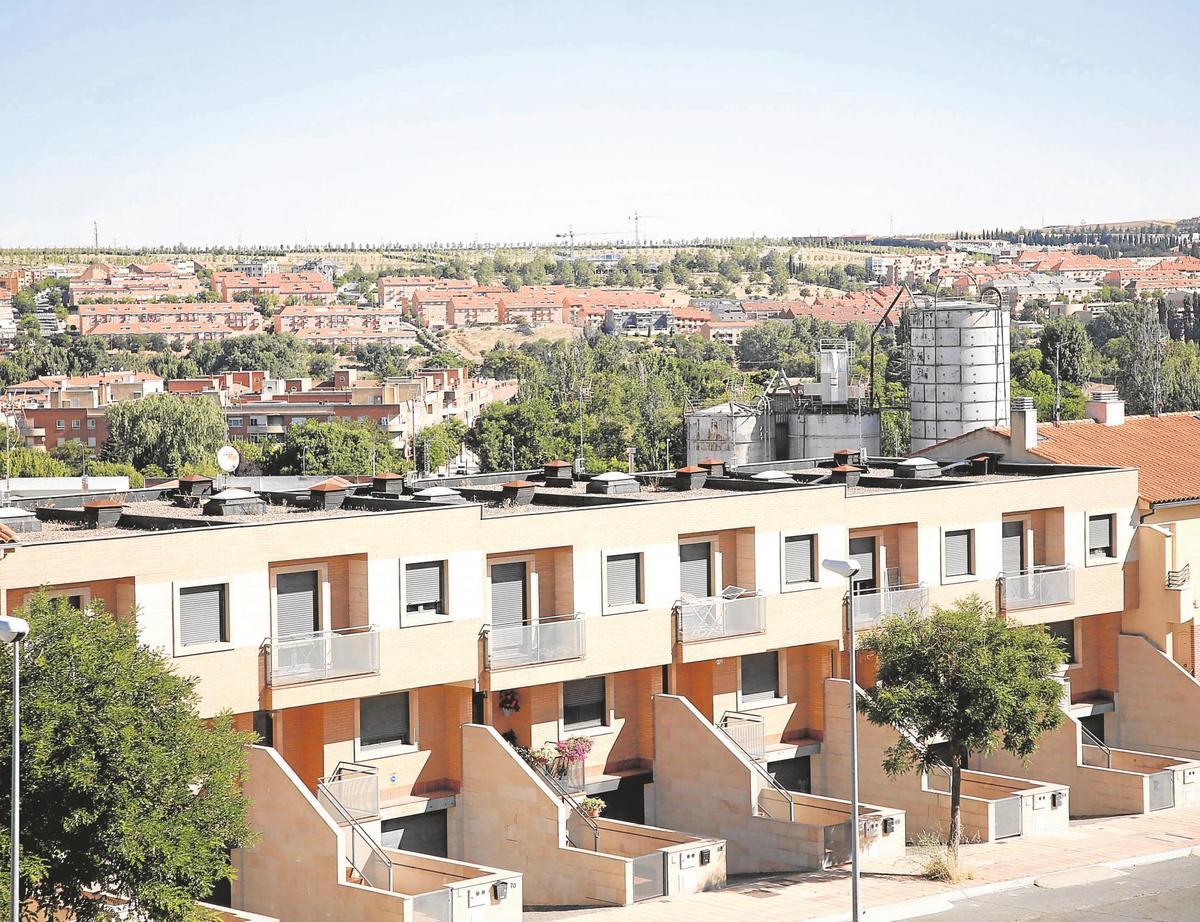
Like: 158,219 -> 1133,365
808,844 -> 1200,922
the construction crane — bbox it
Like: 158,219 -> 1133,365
627,211 -> 662,258
554,225 -> 623,259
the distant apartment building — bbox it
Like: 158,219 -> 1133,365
563,289 -> 666,327
232,258 -> 281,278
602,306 -> 672,335
77,301 -> 264,342
291,257 -> 344,284
865,251 -> 970,283
212,271 -> 336,305
272,304 -> 417,346
784,285 -> 911,328
670,306 -> 713,336
700,319 -> 754,347
68,261 -> 205,305
377,275 -> 472,308
4,371 -> 164,451
496,287 -> 569,326
446,293 -> 502,327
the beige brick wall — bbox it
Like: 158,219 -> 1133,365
1115,633 -> 1200,758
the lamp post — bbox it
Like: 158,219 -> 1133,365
1,614 -> 30,922
822,557 -> 862,922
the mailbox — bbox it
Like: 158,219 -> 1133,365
1033,792 -> 1048,810
1184,768 -> 1197,785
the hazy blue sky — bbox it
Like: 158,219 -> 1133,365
2,1 -> 1197,246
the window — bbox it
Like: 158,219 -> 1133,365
405,561 -> 446,616
679,541 -> 713,598
275,569 -> 320,637
784,534 -> 816,585
1046,620 -> 1077,665
944,529 -> 973,578
359,692 -> 411,747
86,418 -> 96,430
228,417 -> 243,428
178,584 -> 227,648
1088,514 -> 1115,559
605,553 -> 642,608
71,419 -> 80,430
563,677 -> 606,731
55,419 -> 65,431
741,651 -> 780,703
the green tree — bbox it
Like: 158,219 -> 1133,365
0,595 -> 254,921
1038,316 -> 1089,385
654,266 -> 674,290
858,595 -> 1066,856
474,256 -> 495,285
104,393 -> 226,474
413,417 -> 468,473
279,418 -> 408,475
189,332 -> 316,379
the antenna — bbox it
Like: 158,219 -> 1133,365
93,221 -> 99,258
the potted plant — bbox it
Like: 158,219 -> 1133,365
554,736 -> 594,764
498,689 -> 520,716
579,796 -> 605,819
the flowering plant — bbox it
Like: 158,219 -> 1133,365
554,736 -> 594,764
498,689 -> 520,713
580,796 -> 606,818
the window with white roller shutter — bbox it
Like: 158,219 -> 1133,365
405,561 -> 446,615
784,534 -> 816,585
178,584 -> 227,647
605,553 -> 642,608
943,529 -> 973,578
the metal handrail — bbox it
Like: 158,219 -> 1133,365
534,762 -> 599,852
719,710 -> 766,761
1079,721 -> 1112,769
317,778 -> 393,891
1167,564 -> 1191,589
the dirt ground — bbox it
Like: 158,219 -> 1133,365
444,323 -> 581,360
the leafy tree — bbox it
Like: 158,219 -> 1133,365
189,332 -> 317,379
50,438 -> 93,473
86,459 -> 146,487
474,256 -> 495,285
769,268 -> 789,297
1038,316 -> 1088,385
104,393 -> 226,474
857,595 -> 1065,856
1010,347 -> 1044,385
355,344 -> 409,378
0,595 -> 254,921
654,266 -> 674,290
277,418 -> 408,475
413,417 -> 468,473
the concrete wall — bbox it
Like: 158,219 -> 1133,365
651,694 -> 901,872
1115,633 -> 1200,758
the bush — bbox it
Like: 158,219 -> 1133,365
86,460 -> 145,488
913,831 -> 974,883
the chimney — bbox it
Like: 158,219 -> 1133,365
1011,397 -> 1038,452
177,474 -> 214,498
832,448 -> 857,468
1085,391 -> 1125,427
829,464 -> 864,488
674,466 -> 708,491
696,457 -> 726,478
82,499 -> 123,528
371,472 -> 405,496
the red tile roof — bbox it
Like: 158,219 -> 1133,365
995,412 -> 1200,505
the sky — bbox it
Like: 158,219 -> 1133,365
2,0 -> 1198,247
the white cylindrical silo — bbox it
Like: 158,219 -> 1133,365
685,402 -> 775,468
788,410 -> 882,459
908,300 -> 1011,453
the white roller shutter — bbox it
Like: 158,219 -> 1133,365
784,535 -> 814,584
1002,520 -> 1024,573
276,570 -> 319,637
606,553 -> 641,607
849,537 -> 876,589
179,584 -> 226,647
490,562 -> 527,626
405,561 -> 445,614
679,542 -> 712,598
944,530 -> 972,578
1088,515 -> 1113,557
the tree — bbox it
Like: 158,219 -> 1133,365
413,417 -> 468,473
1038,316 -> 1088,386
104,393 -> 226,474
0,595 -> 254,920
857,595 -> 1066,856
278,418 -> 408,475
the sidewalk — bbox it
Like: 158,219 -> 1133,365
529,803 -> 1200,921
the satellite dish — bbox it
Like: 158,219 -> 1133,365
217,445 -> 240,474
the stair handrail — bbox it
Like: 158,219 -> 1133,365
534,761 -> 600,852
316,778 -> 394,892
1079,720 -> 1112,769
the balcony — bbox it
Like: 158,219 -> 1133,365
719,710 -> 766,761
485,613 -> 585,670
1001,565 -> 1074,611
851,582 -> 928,630
317,762 -> 380,822
1167,564 -> 1191,590
676,588 -> 766,643
266,625 -> 380,687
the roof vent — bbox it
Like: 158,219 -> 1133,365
501,480 -> 537,506
411,485 -> 465,505
586,471 -> 640,495
203,488 -> 266,516
751,469 -> 792,483
0,506 -> 41,534
309,476 -> 350,510
177,474 -> 214,497
371,472 -> 405,496
82,499 -> 123,528
674,466 -> 708,491
543,460 -> 574,486
829,464 -> 865,488
1011,396 -> 1036,411
696,457 -> 726,477
832,448 -> 860,467
894,457 -> 941,480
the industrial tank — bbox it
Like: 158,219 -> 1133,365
788,409 -> 881,459
908,300 -> 1010,453
684,401 -> 774,468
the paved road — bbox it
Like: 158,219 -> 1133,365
908,855 -> 1200,921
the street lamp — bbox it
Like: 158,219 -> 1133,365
822,557 -> 862,922
1,614 -> 29,922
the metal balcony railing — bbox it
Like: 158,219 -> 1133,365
485,613 -> 585,670
1167,564 -> 1191,590
317,762 -> 380,822
1000,565 -> 1074,611
719,711 -> 766,761
267,625 -> 380,687
677,587 -> 766,643
850,582 -> 928,629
